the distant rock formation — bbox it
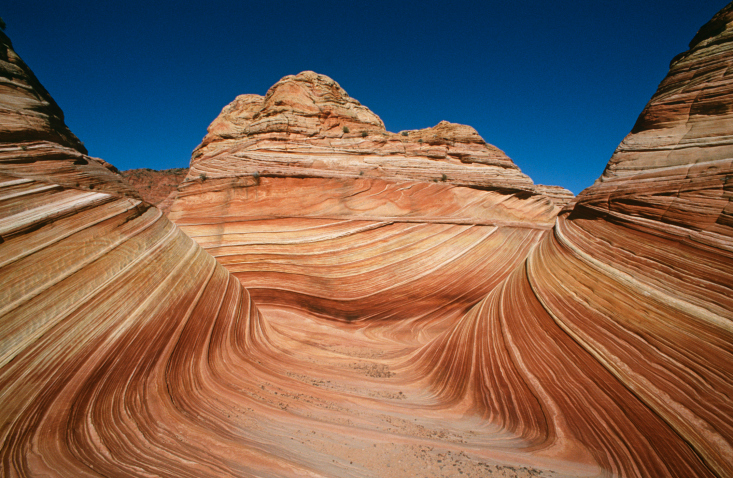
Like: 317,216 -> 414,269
185,70 -> 545,191
121,167 -> 188,214
534,184 -> 575,207
1,4 -> 732,478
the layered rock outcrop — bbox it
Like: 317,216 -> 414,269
534,184 -> 575,207
169,72 -> 568,322
0,32 -> 139,197
413,5 -> 733,477
0,32 -> 310,478
1,4 -> 733,478
578,2 -> 733,236
183,71 -> 548,192
168,5 -> 732,477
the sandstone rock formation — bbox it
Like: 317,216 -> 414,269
168,6 -> 733,476
184,71 -> 544,192
412,5 -> 733,477
1,4 -> 733,478
169,72 -> 568,324
121,167 -> 188,214
534,184 -> 575,207
0,31 -> 300,477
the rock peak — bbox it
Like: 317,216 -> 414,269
263,71 -> 351,105
688,1 -> 733,49
200,71 -> 388,143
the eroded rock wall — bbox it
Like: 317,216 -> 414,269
415,5 -> 733,477
169,71 -> 567,322
0,32 -> 139,197
0,32 -> 305,478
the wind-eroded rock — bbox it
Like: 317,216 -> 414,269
2,4 -> 733,478
414,5 -> 733,477
171,5 -> 732,478
185,70 -> 545,192
578,2 -> 733,235
0,31 -> 306,478
170,71 -> 565,322
0,32 -> 139,197
534,184 -> 575,207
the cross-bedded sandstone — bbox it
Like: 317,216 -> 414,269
1,4 -> 733,477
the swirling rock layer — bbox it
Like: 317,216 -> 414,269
413,5 -> 733,477
0,32 -> 139,198
2,4 -> 733,478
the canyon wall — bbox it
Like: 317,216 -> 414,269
0,31 -> 312,477
415,5 -> 733,477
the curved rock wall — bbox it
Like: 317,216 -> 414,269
0,32 -> 306,477
414,4 -> 733,477
169,70 -> 566,324
2,4 -> 733,478
0,32 -> 139,197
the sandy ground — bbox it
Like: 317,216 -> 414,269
228,306 -> 594,478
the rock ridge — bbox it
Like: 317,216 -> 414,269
575,3 -> 733,237
0,31 -> 139,197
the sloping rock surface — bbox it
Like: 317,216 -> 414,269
1,4 -> 733,478
413,5 -> 733,477
0,32 -> 305,478
0,32 -> 139,197
169,72 -> 564,324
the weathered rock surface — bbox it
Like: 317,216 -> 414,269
169,5 -> 733,477
169,72 -> 564,323
414,5 -> 733,477
121,167 -> 188,214
0,30 -> 562,478
534,184 -> 574,207
0,32 -> 298,478
2,4 -> 733,478
577,1 -> 733,236
186,70 -> 542,192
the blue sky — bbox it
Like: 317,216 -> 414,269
3,1 -> 726,193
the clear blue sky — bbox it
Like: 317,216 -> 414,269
3,1 -> 727,193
